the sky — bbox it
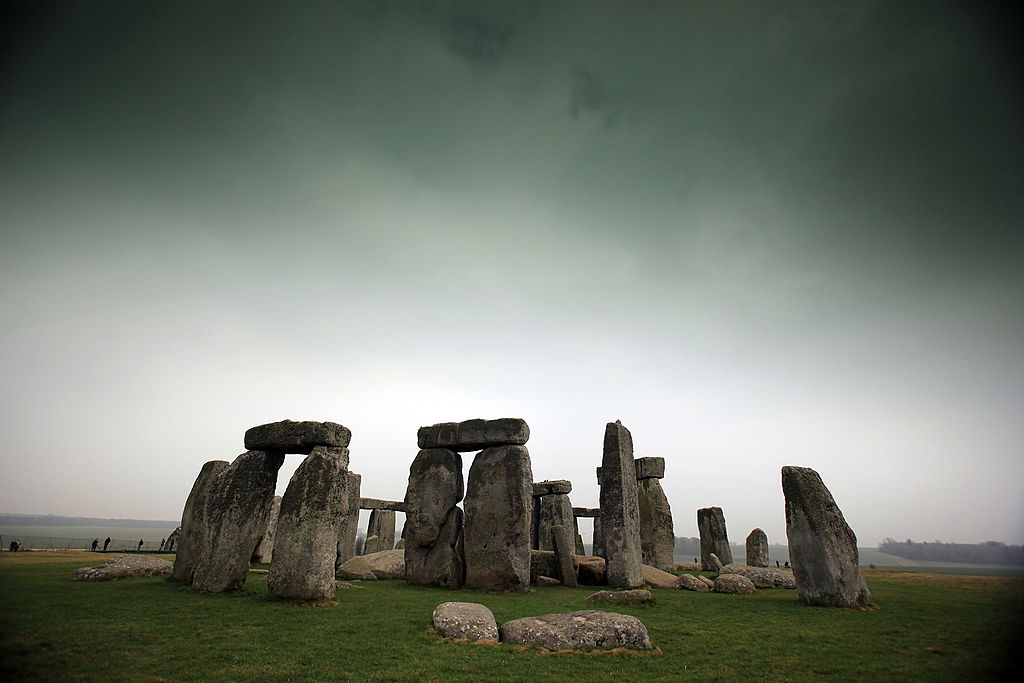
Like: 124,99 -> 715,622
2,1 -> 1021,547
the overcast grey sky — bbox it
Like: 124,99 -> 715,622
2,1 -> 1021,547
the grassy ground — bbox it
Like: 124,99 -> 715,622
1,552 -> 1021,681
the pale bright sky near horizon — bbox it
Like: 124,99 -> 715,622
2,1 -> 1022,547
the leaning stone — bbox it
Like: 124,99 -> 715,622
713,574 -> 757,594
464,445 -> 533,591
551,525 -> 578,587
697,507 -> 733,570
642,564 -> 679,589
720,564 -> 795,589
417,418 -> 529,452
363,509 -> 396,554
675,574 -> 711,592
746,528 -> 770,568
192,450 -> 285,593
637,477 -> 675,572
335,472 -> 361,572
532,480 -> 572,496
536,575 -> 561,587
500,611 -> 653,651
404,448 -> 465,589
251,495 -> 281,564
599,421 -> 643,587
244,420 -> 351,453
268,446 -> 353,600
585,589 -> 656,605
708,553 -> 724,574
72,555 -> 173,581
783,466 -> 872,607
432,602 -> 499,641
173,459 -> 229,583
634,457 -> 665,480
537,493 -> 575,551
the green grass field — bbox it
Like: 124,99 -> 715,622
1,552 -> 1021,681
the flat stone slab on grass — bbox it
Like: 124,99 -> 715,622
675,574 -> 711,592
720,564 -> 796,589
337,549 -> 405,580
713,574 -> 757,594
433,602 -> 499,641
417,418 -> 529,451
642,564 -> 679,589
72,555 -> 173,581
585,589 -> 655,605
499,610 -> 653,651
244,420 -> 352,453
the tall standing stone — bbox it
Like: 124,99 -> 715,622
534,482 -> 575,551
635,457 -> 674,573
363,509 -> 396,554
697,506 -> 733,570
746,528 -> 770,568
599,421 -> 643,587
192,450 -> 285,592
782,466 -> 871,607
404,448 -> 465,588
335,472 -> 361,572
268,446 -> 353,600
464,445 -> 534,591
172,459 -> 229,583
251,495 -> 282,564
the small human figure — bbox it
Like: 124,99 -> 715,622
784,561 -> 790,569
14,539 -> 21,552
159,538 -> 165,551
92,538 -> 99,552
103,536 -> 111,551
168,538 -> 175,552
137,539 -> 144,551
776,560 -> 780,568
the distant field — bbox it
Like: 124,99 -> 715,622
0,525 -> 179,552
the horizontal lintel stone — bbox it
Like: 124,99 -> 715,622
244,420 -> 351,453
417,418 -> 529,452
634,457 -> 665,479
532,480 -> 572,496
359,497 -> 407,512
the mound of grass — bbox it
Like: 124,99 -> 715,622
1,552 -> 1021,681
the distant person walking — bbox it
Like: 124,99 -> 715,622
159,538 -> 166,551
776,560 -> 780,568
103,537 -> 111,551
137,539 -> 144,552
92,538 -> 99,552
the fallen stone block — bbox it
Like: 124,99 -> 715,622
584,589 -> 655,605
72,555 -> 173,581
499,610 -> 653,651
433,602 -> 499,641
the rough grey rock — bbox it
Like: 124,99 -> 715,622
499,611 -> 653,651
637,477 -> 675,572
363,509 -> 396,554
337,549 -> 406,580
745,528 -> 770,568
674,562 -> 701,572
536,575 -> 561,587
675,573 -> 711,592
576,555 -> 607,585
172,459 -> 229,583
359,497 -> 406,512
252,496 -> 281,564
335,471 -> 361,572
165,526 -> 180,552
592,516 -> 605,559
783,465 -> 872,607
432,602 -> 498,641
642,564 -> 679,589
404,448 -> 465,588
268,446 -> 353,600
713,573 -> 757,594
585,589 -> 656,605
697,575 -> 715,588
417,418 -> 529,452
464,445 -> 533,591
244,420 -> 351,453
572,507 -> 600,518
720,563 -> 796,589
72,554 -> 173,581
551,525 -> 578,587
599,421 -> 643,587
192,450 -> 285,593
697,507 -> 733,570
708,553 -> 724,573
634,456 -> 665,480
533,480 -> 572,496
537,493 -> 575,551
394,538 -> 405,550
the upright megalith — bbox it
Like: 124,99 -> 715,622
550,524 -> 578,587
244,420 -> 351,453
418,418 -> 529,452
697,506 -> 733,570
464,444 -> 534,591
251,496 -> 282,564
172,459 -> 229,583
534,480 -> 574,551
746,528 -> 769,568
192,450 -> 285,592
635,456 -> 674,573
269,446 -> 353,600
599,421 -> 643,587
363,509 -> 396,554
782,466 -> 871,607
404,448 -> 465,588
335,472 -> 361,571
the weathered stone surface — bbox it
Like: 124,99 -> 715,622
268,447 -> 353,600
173,460 -> 230,583
675,573 -> 711,592
745,528 -> 770,568
533,480 -> 572,496
708,553 -> 724,573
165,526 -> 180,552
637,478 -> 675,572
337,549 -> 405,580
394,538 -> 405,549
592,516 -> 605,559
634,457 -> 665,480
585,589 -> 656,605
335,472 -> 361,572
432,602 -> 498,641
537,493 -> 575,551
642,564 -> 679,589
572,507 -> 600,518
674,562 -> 701,572
576,555 -> 607,585
720,564 -> 796,589
244,420 -> 351,453
359,497 -> 407,512
72,554 -> 173,581
551,525 -> 578,587
252,496 -> 281,564
783,465 -> 872,607
404,448 -> 465,588
713,573 -> 757,594
697,575 -> 715,588
697,507 -> 733,570
417,418 -> 529,452
500,611 -> 653,651
536,575 -> 561,586
363,509 -> 396,554
599,421 -> 643,587
464,445 -> 533,591
192,450 -> 285,593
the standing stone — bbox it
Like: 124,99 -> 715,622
592,516 -> 604,559
537,493 -> 575,551
251,496 -> 282,564
268,446 -> 353,600
363,509 -> 396,554
192,450 -> 285,592
635,457 -> 674,573
550,525 -> 578,587
172,459 -> 229,583
697,506 -> 733,570
599,421 -> 643,587
746,528 -> 770,568
335,472 -> 361,572
782,466 -> 871,607
464,445 -> 534,591
404,448 -> 465,588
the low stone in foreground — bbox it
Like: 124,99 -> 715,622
675,574 -> 711,592
336,549 -> 405,581
585,589 -> 656,605
432,602 -> 499,641
713,574 -> 757,594
642,564 -> 679,589
72,555 -> 173,581
499,610 -> 653,651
